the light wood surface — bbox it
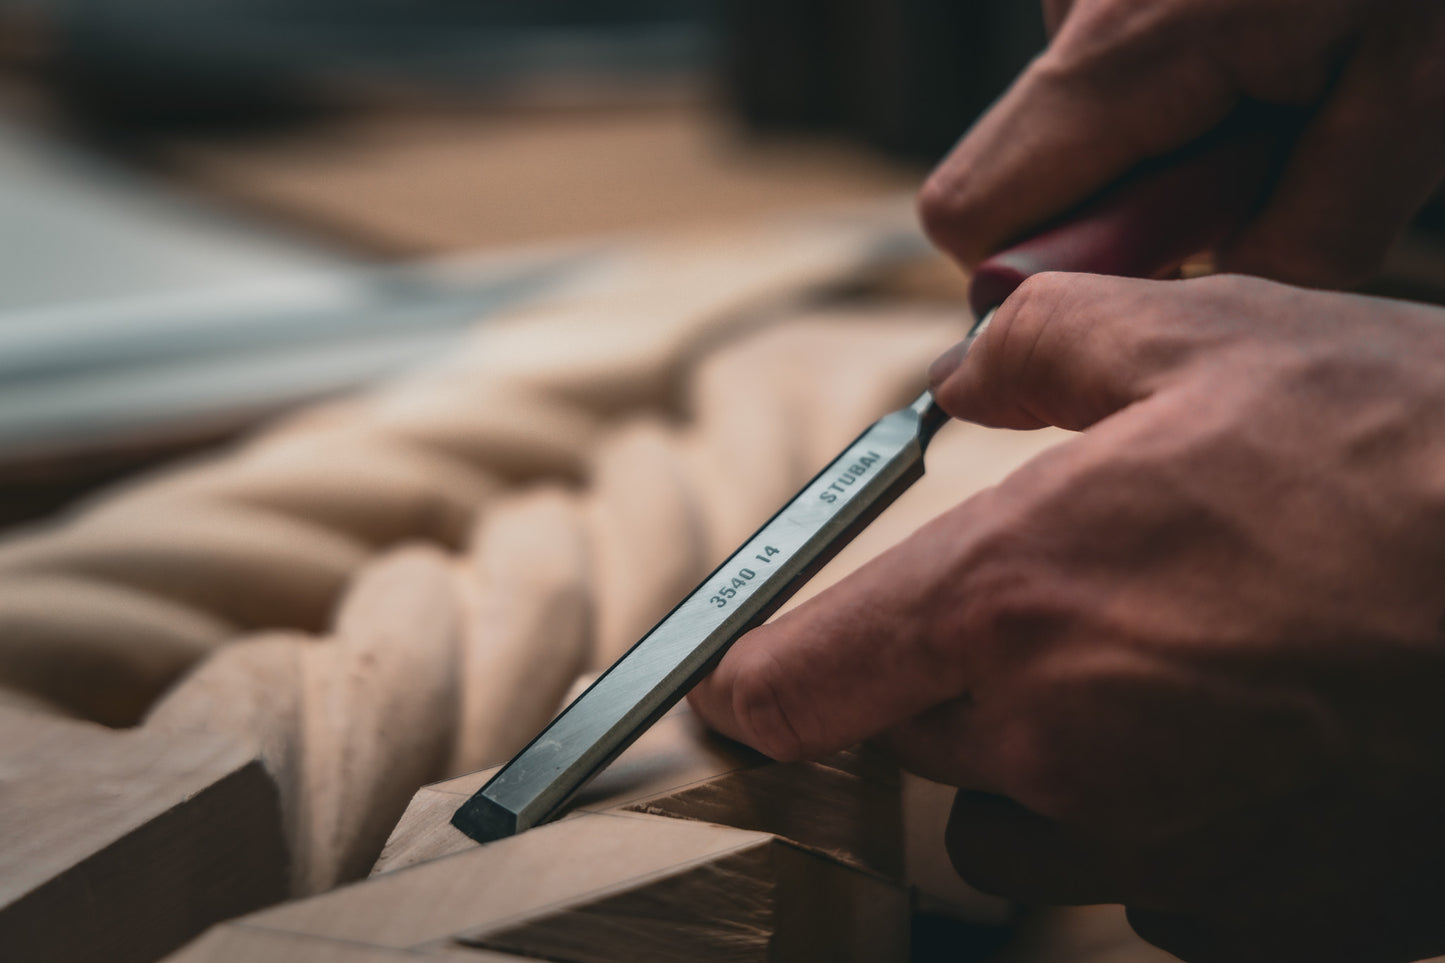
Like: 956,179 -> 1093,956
1,211 -> 963,962
373,706 -> 902,881
0,209 -> 911,727
0,708 -> 287,963
0,208 -> 1218,962
174,705 -> 911,963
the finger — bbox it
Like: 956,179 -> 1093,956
929,272 -> 1216,431
946,790 -> 1128,905
919,3 -> 1236,268
688,486 -> 1016,762
1221,10 -> 1445,287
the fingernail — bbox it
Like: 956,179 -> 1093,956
928,339 -> 969,389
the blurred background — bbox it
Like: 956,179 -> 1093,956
0,0 -> 1440,530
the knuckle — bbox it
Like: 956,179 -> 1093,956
916,170 -> 983,265
958,573 -> 1050,649
992,272 -> 1070,360
1179,271 -> 1271,332
1179,272 -> 1285,330
950,552 -> 1073,675
1005,270 -> 1072,317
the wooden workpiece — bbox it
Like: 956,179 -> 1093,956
175,704 -> 909,963
0,707 -> 286,963
374,706 -> 901,879
175,812 -> 906,963
0,212 -> 947,960
0,208 -> 1202,963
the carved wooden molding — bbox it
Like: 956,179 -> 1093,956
2,206 -> 1168,962
172,707 -> 911,962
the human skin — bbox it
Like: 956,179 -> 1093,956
694,2 -> 1445,958
918,0 -> 1445,288
690,273 -> 1445,962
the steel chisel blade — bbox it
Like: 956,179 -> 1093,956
453,387 -> 954,843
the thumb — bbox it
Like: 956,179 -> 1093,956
688,488 -> 1008,763
930,272 -> 1213,432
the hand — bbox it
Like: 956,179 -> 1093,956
919,0 -> 1445,288
690,273 -> 1445,963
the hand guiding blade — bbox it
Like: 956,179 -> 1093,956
453,111 -> 1285,844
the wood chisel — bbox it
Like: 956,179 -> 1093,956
453,115 -> 1287,845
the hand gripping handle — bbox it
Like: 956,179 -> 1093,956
967,108 -> 1295,318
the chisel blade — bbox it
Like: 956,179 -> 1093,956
452,374 -> 965,844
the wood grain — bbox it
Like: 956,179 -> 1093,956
0,709 -> 286,963
0,207 -> 1198,962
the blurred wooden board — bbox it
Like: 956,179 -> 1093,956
160,101 -> 921,256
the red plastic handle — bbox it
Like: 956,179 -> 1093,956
968,118 -> 1290,318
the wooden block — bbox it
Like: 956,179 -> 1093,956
368,781 -> 478,879
371,709 -> 750,877
373,706 -> 901,882
0,709 -> 287,963
619,748 -> 902,879
227,814 -> 777,949
146,631 -> 311,815
465,828 -> 908,963
174,812 -> 907,963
